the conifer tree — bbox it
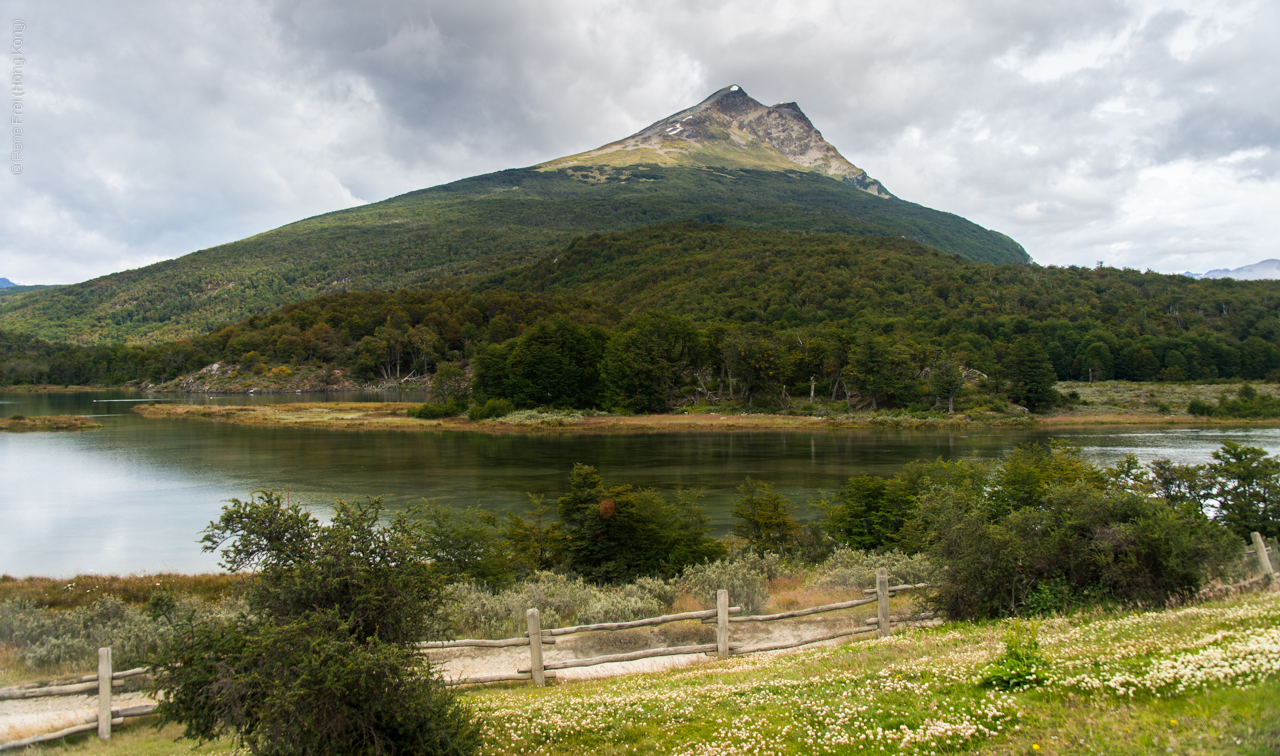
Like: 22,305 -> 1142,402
1008,337 -> 1059,412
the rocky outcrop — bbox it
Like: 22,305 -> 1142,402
541,85 -> 892,198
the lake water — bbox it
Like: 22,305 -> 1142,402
5,389 -> 1280,577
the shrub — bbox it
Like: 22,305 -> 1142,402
153,492 -> 479,756
1187,385 -> 1280,419
0,595 -> 241,672
812,548 -> 939,592
1203,441 -> 1280,540
918,479 -> 1239,620
1188,398 -> 1214,416
977,620 -> 1049,690
408,398 -> 466,419
417,502 -> 511,589
557,465 -> 725,583
575,577 -> 675,625
443,572 -> 677,640
678,552 -> 782,615
730,479 -> 799,554
467,398 -> 514,421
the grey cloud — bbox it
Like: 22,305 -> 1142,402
0,0 -> 1277,285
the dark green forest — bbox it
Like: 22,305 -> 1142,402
4,223 -> 1280,413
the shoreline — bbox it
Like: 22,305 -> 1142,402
128,401 -> 1280,435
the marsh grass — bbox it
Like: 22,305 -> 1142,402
0,573 -> 245,611
1052,380 -> 1280,420
0,415 -> 100,432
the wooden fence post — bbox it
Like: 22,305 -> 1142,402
97,647 -> 111,740
876,568 -> 890,638
1252,532 -> 1275,575
526,609 -> 545,687
716,589 -> 729,660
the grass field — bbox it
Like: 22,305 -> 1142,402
9,587 -> 1278,755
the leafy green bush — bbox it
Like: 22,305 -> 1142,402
1202,440 -> 1280,540
1187,384 -> 1280,418
153,492 -> 479,756
1022,578 -> 1075,616
557,464 -> 725,583
1188,398 -> 1214,416
918,467 -> 1239,620
408,398 -> 466,419
977,620 -> 1049,690
467,398 -> 514,421
731,479 -> 799,554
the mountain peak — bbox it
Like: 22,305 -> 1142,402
539,86 -> 892,198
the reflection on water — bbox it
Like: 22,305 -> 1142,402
4,389 -> 1280,576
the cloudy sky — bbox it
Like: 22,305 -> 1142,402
1,0 -> 1277,285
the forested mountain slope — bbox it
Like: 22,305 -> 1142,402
486,222 -> 1280,382
6,223 -> 1280,394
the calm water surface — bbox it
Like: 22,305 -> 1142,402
5,390 -> 1279,576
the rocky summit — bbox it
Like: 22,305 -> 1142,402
541,86 -> 891,197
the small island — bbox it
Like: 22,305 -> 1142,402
128,380 -> 1280,435
0,414 -> 102,432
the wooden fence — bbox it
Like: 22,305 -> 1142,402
427,530 -> 1277,689
1247,532 -> 1275,575
0,648 -> 153,752
426,568 -> 934,688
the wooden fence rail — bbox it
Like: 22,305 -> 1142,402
707,596 -> 878,623
434,569 -> 933,688
417,636 -> 557,649
0,649 -> 156,752
1248,532 -> 1274,575
526,606 -> 742,637
0,667 -> 149,701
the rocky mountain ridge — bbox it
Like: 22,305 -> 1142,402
541,86 -> 891,197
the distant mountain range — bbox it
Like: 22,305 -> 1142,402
0,85 -> 1029,345
0,278 -> 16,287
1183,260 -> 1280,281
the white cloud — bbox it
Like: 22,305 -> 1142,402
0,0 -> 1276,284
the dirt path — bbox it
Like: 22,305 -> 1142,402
0,690 -> 154,744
